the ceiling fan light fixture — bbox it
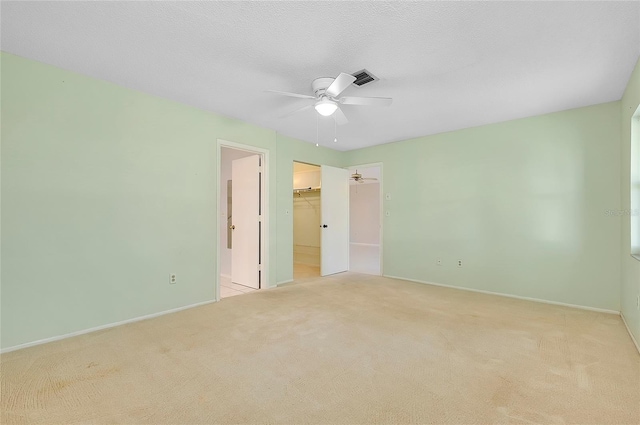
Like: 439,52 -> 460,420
314,99 -> 338,116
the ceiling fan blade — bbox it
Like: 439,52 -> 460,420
333,107 -> 349,125
340,96 -> 393,106
266,90 -> 315,99
279,104 -> 313,119
326,73 -> 356,98
362,177 -> 378,181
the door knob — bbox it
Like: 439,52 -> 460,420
230,225 -> 235,230
322,224 -> 328,228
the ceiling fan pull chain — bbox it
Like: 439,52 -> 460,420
315,113 -> 319,147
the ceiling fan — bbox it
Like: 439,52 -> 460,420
267,72 -> 392,125
350,170 -> 378,184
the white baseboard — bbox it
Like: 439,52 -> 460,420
383,275 -> 620,315
1,299 -> 217,354
621,312 -> 640,355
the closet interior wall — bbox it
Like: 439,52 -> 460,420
293,163 -> 321,268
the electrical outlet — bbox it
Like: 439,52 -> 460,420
170,274 -> 177,284
436,258 -> 442,266
457,259 -> 463,267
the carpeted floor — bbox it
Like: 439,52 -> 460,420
1,273 -> 639,424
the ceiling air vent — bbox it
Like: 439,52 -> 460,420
351,69 -> 379,87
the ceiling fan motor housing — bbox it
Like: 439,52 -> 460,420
312,77 -> 336,97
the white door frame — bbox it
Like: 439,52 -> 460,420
347,162 -> 384,275
216,139 -> 269,301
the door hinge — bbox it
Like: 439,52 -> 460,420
258,215 -> 262,222
257,264 -> 262,271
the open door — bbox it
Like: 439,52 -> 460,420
320,165 -> 349,276
231,155 -> 261,289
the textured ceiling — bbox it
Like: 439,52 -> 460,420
2,1 -> 639,151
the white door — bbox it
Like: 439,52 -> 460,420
321,165 -> 349,276
231,155 -> 261,289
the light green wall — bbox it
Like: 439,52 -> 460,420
0,51 -> 631,350
0,52 -> 341,349
345,102 -> 622,311
620,56 -> 640,344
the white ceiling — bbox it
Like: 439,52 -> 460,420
2,1 -> 639,151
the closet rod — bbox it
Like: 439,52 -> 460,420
293,187 -> 321,194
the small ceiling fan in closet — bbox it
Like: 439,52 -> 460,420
266,71 -> 393,124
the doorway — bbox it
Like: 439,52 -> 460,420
293,162 -> 321,280
348,164 -> 382,275
217,141 -> 269,299
293,161 -> 350,280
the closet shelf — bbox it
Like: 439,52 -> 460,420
293,187 -> 321,194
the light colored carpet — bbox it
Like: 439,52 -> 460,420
1,273 -> 639,424
293,263 -> 320,280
